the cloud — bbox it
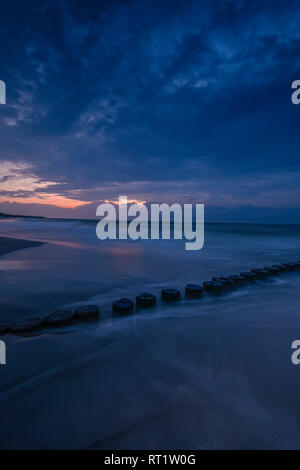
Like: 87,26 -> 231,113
0,161 -> 57,191
0,161 -> 91,208
0,0 -> 299,220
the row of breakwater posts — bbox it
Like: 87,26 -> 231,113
1,261 -> 299,335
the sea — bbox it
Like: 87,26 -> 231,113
0,216 -> 300,449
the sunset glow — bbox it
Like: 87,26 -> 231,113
104,199 -> 147,206
0,194 -> 90,209
0,161 -> 90,209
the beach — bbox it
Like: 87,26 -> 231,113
0,217 -> 300,449
0,236 -> 44,257
1,0 -> 299,454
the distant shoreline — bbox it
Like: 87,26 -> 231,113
0,236 -> 44,257
0,212 -> 45,219
1,212 -> 300,227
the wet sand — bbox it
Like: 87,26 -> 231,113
0,236 -> 44,257
1,221 -> 300,449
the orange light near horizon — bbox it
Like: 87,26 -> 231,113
104,198 -> 146,206
0,194 -> 91,209
0,161 -> 92,209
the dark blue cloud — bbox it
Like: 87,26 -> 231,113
0,0 -> 299,220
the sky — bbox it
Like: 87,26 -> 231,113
0,0 -> 299,223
